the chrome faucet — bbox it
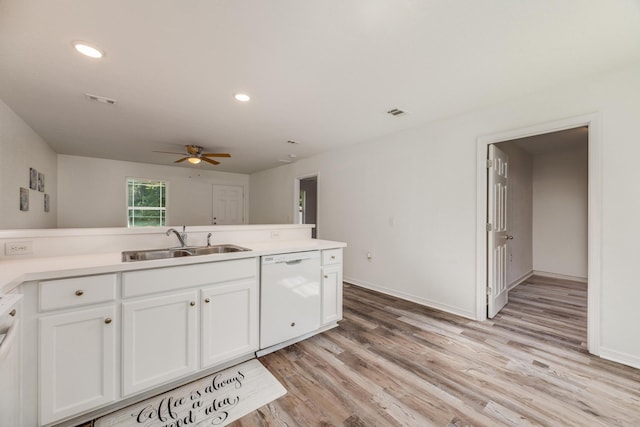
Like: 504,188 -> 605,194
166,226 -> 188,247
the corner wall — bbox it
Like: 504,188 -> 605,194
250,61 -> 640,367
0,100 -> 57,229
533,145 -> 588,279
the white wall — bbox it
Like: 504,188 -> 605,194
533,145 -> 588,279
0,100 -> 57,229
497,143 -> 533,286
250,61 -> 640,367
58,155 -> 249,228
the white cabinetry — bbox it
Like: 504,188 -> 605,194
201,279 -> 258,368
38,275 -> 117,425
121,258 -> 258,396
321,248 -> 343,325
122,291 -> 199,396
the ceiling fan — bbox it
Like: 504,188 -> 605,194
153,145 -> 231,165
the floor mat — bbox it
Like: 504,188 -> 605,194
95,359 -> 286,427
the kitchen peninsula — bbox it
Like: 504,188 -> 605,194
0,224 -> 345,427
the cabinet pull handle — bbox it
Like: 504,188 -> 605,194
104,318 -> 112,324
331,255 -> 336,260
324,275 -> 328,279
290,322 -> 296,327
190,301 -> 196,306
9,309 -> 16,317
75,290 -> 84,296
204,298 -> 211,303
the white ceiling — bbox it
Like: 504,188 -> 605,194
1,1 -> 639,174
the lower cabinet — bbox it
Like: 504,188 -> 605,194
201,279 -> 258,368
321,265 -> 343,325
121,258 -> 259,397
31,250 -> 340,425
321,248 -> 343,326
39,305 -> 117,425
122,291 -> 199,396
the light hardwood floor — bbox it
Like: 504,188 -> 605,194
233,277 -> 640,426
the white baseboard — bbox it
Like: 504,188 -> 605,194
343,277 -> 476,320
599,347 -> 640,370
508,270 -> 534,290
532,270 -> 588,283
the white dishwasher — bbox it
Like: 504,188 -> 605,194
260,251 -> 321,349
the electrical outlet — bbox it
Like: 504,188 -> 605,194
5,241 -> 33,256
270,231 -> 281,239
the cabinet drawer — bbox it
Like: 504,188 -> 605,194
39,274 -> 117,311
322,248 -> 342,265
122,258 -> 258,298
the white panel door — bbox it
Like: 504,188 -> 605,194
200,279 -> 258,368
122,291 -> 198,396
212,185 -> 244,225
487,144 -> 510,318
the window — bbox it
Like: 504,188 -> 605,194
127,178 -> 167,227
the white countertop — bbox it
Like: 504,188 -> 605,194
0,239 -> 346,294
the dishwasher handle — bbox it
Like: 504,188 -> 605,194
0,319 -> 17,361
284,259 -> 303,265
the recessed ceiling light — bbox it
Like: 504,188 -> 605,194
234,93 -> 251,102
73,41 -> 104,59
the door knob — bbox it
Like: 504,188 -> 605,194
505,235 -> 514,240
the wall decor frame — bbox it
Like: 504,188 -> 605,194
30,167 -> 38,190
20,187 -> 29,211
38,172 -> 45,192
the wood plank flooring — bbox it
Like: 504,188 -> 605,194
233,277 -> 640,426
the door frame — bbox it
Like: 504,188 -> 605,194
293,173 -> 319,235
475,113 -> 601,356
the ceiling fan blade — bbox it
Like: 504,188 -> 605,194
153,150 -> 187,155
174,157 -> 188,163
202,153 -> 231,158
201,157 -> 220,165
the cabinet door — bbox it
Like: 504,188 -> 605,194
122,291 -> 198,396
40,305 -> 117,425
201,279 -> 258,368
322,265 -> 343,325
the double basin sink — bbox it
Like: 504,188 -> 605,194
122,244 -> 251,262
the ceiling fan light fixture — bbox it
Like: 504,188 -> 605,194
234,93 -> 251,102
72,41 -> 104,59
187,157 -> 201,164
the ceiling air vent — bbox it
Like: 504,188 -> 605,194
386,108 -> 407,116
85,93 -> 117,105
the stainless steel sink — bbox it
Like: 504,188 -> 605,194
122,244 -> 251,262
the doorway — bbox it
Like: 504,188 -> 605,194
476,113 -> 602,355
294,175 -> 318,238
488,128 -> 589,317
